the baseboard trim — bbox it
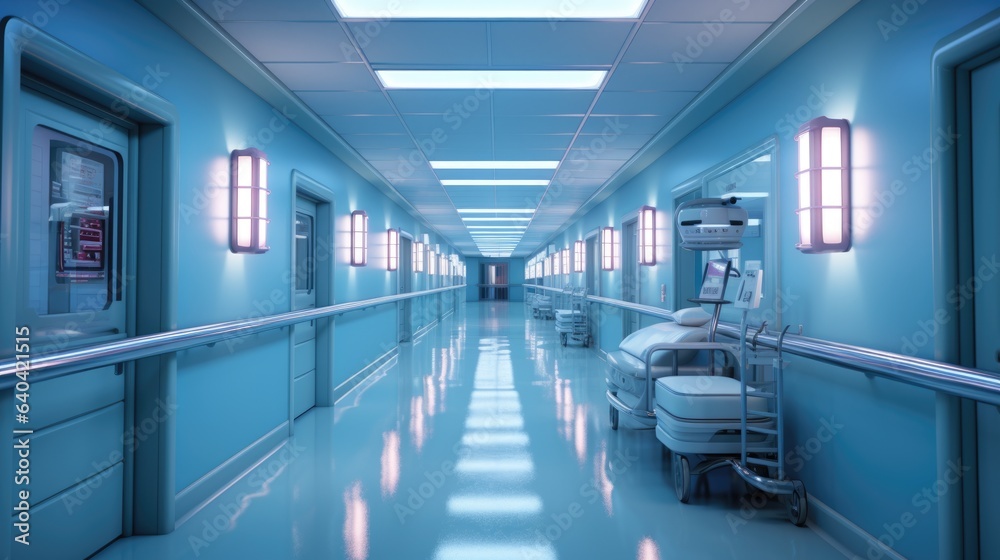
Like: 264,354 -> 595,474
807,494 -> 904,560
332,346 -> 398,403
174,421 -> 289,527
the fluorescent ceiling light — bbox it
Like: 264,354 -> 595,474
466,226 -> 527,230
458,209 -> 536,214
462,217 -> 531,222
378,70 -> 606,90
332,0 -> 647,19
433,161 -> 559,170
443,180 -> 549,187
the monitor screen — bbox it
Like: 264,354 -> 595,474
697,259 -> 732,301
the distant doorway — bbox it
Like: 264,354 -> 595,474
479,263 -> 508,300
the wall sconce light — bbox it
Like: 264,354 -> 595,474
428,249 -> 437,275
561,249 -> 570,276
414,241 -> 425,272
639,205 -> 656,265
230,148 -> 269,253
552,253 -> 561,276
601,227 -> 615,271
795,116 -> 851,253
350,210 -> 368,266
574,240 -> 585,273
387,228 -> 399,271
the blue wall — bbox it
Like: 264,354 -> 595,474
0,0 -> 463,515
544,0 -> 998,556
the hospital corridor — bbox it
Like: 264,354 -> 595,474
1,0 -> 999,559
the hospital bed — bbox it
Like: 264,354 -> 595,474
605,307 -> 719,430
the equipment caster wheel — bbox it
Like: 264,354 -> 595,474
786,480 -> 808,526
673,454 -> 691,503
609,404 -> 619,430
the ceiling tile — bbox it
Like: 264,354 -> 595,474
492,91 -> 596,116
494,116 -> 583,135
351,22 -> 489,65
604,62 -> 727,92
298,91 -> 396,115
490,22 -> 634,66
624,22 -> 771,63
194,0 -> 338,21
389,90 -> 494,115
267,62 -> 378,91
579,115 -> 669,135
322,115 -> 409,135
222,22 -> 358,62
645,0 -> 794,23
591,91 -> 695,115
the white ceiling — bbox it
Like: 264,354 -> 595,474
160,0 -> 814,257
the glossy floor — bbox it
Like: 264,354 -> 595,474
96,301 -> 851,560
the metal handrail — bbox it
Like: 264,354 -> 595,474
524,284 -> 1000,407
0,285 -> 464,390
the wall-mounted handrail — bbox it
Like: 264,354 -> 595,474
0,285 -> 464,390
524,284 -> 1000,407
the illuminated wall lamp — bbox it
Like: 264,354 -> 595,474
794,116 -> 851,253
230,148 -> 269,254
574,240 -> 585,273
387,228 -> 399,271
414,242 -> 425,272
601,227 -> 615,271
561,249 -> 569,276
638,205 -> 656,265
428,250 -> 437,275
350,210 -> 368,266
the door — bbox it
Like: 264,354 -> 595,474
292,197 -> 317,418
622,218 -> 640,337
399,235 -> 413,342
586,234 -> 600,349
971,56 -> 1000,559
2,84 -> 131,559
480,263 -> 508,300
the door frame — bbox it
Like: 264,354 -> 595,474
398,230 -> 414,342
0,17 -> 179,536
620,210 -> 640,337
930,9 -> 1000,559
289,171 -> 334,419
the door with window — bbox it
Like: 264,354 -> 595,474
971,55 -> 1000,559
399,235 -> 413,342
1,84 -> 132,560
292,197 -> 318,418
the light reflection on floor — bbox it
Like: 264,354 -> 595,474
95,301 -> 851,560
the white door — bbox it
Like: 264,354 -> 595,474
292,197 -> 317,418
